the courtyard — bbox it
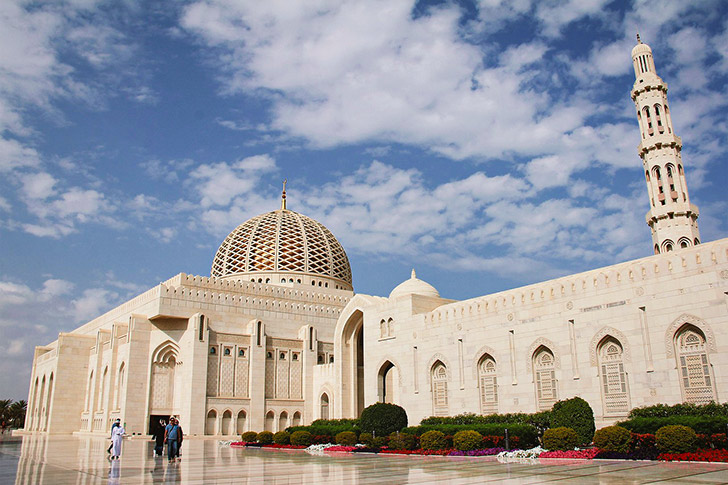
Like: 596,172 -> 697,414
3,435 -> 728,484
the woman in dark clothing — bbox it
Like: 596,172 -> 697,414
153,419 -> 166,457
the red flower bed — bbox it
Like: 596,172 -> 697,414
323,446 -> 358,452
380,448 -> 454,456
230,442 -> 305,449
539,449 -> 600,459
659,449 -> 728,462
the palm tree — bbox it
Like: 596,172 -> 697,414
0,399 -> 11,424
8,400 -> 27,429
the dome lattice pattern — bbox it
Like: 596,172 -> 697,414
211,210 -> 352,285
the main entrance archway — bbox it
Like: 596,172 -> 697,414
339,309 -> 365,418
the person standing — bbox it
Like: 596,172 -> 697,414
164,417 -> 179,464
153,419 -> 166,457
175,419 -> 184,462
107,418 -> 121,455
110,421 -> 125,459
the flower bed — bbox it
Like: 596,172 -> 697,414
658,449 -> 728,462
497,446 -> 546,460
230,442 -> 306,449
539,448 -> 599,459
449,447 -> 505,457
380,448 -> 452,456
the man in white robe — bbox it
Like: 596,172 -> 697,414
110,422 -> 125,459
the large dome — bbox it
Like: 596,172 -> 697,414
211,206 -> 352,290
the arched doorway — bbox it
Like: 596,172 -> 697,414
265,411 -> 275,431
378,361 -> 397,404
236,410 -> 246,434
320,393 -> 330,419
221,410 -> 232,435
149,342 -> 180,420
340,310 -> 364,418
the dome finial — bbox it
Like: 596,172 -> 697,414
636,32 -> 641,44
411,268 -> 416,279
281,179 -> 287,210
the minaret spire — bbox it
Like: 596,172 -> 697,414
631,38 -> 700,254
281,179 -> 287,211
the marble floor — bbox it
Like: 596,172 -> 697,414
3,434 -> 728,484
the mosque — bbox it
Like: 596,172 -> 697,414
22,39 -> 728,436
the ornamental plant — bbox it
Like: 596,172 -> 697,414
335,431 -> 357,446
358,432 -> 373,446
453,430 -> 483,451
256,431 -> 274,444
359,402 -> 408,436
593,425 -> 632,453
290,430 -> 313,446
655,425 -> 697,454
273,431 -> 290,445
550,397 -> 595,445
388,432 -> 417,450
420,430 -> 447,450
241,431 -> 258,442
542,427 -> 579,451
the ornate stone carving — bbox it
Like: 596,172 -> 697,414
471,345 -> 500,380
426,353 -> 452,383
526,337 -> 560,374
665,314 -> 717,357
589,326 -> 631,366
566,301 -> 573,310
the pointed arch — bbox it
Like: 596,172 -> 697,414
665,314 -> 717,357
672,323 -> 716,404
150,340 -> 180,415
430,360 -> 449,417
264,411 -> 275,431
377,359 -> 399,404
236,409 -> 247,434
477,353 -> 498,415
589,327 -> 631,366
596,336 -> 630,416
532,345 -> 557,411
278,411 -> 288,432
205,409 -> 217,435
292,411 -> 302,427
526,338 -> 560,373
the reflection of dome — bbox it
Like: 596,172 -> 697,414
389,269 -> 440,299
211,194 -> 352,290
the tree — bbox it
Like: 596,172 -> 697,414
0,399 -> 11,424
8,400 -> 27,429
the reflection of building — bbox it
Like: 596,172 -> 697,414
22,40 -> 728,436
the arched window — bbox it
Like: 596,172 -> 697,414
675,325 -> 715,404
114,363 -> 126,409
205,410 -> 217,435
378,362 -> 396,404
236,410 -> 246,434
265,411 -> 275,431
221,410 -> 233,435
478,354 -> 498,415
278,411 -> 288,432
598,338 -> 629,416
643,106 -> 653,136
663,240 -> 674,252
387,318 -> 394,337
292,411 -> 301,427
533,347 -> 557,411
85,372 -> 94,412
431,362 -> 449,417
320,393 -> 329,420
98,367 -> 109,411
379,319 -> 386,338
654,104 -> 664,133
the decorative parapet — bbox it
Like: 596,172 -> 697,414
423,238 -> 728,325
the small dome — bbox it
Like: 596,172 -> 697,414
631,42 -> 652,58
211,207 -> 352,289
389,269 -> 440,299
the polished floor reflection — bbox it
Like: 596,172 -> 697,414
3,434 -> 728,484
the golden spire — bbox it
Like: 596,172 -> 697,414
281,179 -> 287,211
636,32 -> 641,44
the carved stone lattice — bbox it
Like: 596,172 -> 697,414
290,359 -> 302,399
277,356 -> 290,399
664,314 -> 717,357
220,359 -> 234,396
589,327 -> 631,366
526,337 -> 560,374
207,355 -> 218,396
235,356 -> 249,398
265,359 -> 275,399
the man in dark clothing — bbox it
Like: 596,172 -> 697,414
153,419 -> 166,456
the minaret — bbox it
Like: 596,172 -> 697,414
631,35 -> 700,254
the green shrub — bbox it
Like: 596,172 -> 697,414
311,418 -> 360,427
420,430 -> 447,450
419,412 -> 551,432
358,432 -> 373,446
290,430 -> 313,446
542,427 -> 579,451
286,424 -> 358,437
370,436 -> 387,448
550,397 -> 595,445
335,431 -> 357,446
453,430 -> 483,451
273,431 -> 290,445
403,423 -> 539,448
388,432 -> 417,450
629,403 -> 728,419
256,431 -> 274,444
617,415 -> 728,435
655,425 -> 697,454
593,426 -> 632,453
359,403 -> 408,436
241,431 -> 258,442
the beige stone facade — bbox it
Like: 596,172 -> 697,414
21,40 -> 728,436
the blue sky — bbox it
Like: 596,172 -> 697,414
1,0 -> 727,400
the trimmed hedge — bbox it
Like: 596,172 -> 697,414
241,431 -> 258,442
543,427 -> 579,451
551,397 -> 595,445
420,412 -> 551,433
256,431 -> 273,444
287,425 -> 359,438
617,415 -> 728,435
360,403 -> 408,436
388,432 -> 417,450
453,430 -> 482,451
335,431 -> 357,446
420,430 -> 447,450
593,426 -> 631,453
629,403 -> 728,419
290,430 -> 313,446
403,423 -> 538,448
311,418 -> 360,427
273,431 -> 290,445
656,425 -> 697,454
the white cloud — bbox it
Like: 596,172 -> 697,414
190,154 -> 277,208
71,288 -> 118,322
20,172 -> 57,200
